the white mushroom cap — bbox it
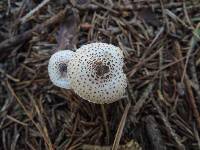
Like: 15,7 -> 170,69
68,43 -> 127,104
48,50 -> 74,89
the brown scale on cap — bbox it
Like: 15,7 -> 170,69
58,62 -> 68,77
93,60 -> 110,77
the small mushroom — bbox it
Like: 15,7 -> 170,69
67,43 -> 127,104
48,50 -> 74,89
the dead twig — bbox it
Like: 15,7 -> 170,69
175,40 -> 200,129
129,83 -> 154,122
112,102 -> 131,150
128,47 -> 163,77
0,7 -> 68,53
6,80 -> 54,150
145,115 -> 166,150
20,0 -> 50,24
82,139 -> 141,150
152,98 -> 185,150
193,123 -> 200,150
189,56 -> 200,102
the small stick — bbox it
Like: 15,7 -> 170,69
6,115 -> 28,126
145,115 -> 166,150
175,40 -> 200,129
193,123 -> 200,150
183,0 -> 193,28
82,140 -> 141,150
129,83 -> 154,123
181,24 -> 200,83
128,47 -> 163,77
112,102 -> 131,150
20,0 -> 50,24
0,7 -> 67,53
6,80 -> 54,150
101,104 -> 110,144
152,98 -> 185,150
92,0 -> 119,15
159,0 -> 169,32
189,56 -> 200,102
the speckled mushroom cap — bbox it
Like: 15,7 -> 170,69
67,43 -> 127,104
48,50 -> 74,89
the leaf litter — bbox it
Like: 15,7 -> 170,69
0,0 -> 200,150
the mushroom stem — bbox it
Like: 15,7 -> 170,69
101,104 -> 110,144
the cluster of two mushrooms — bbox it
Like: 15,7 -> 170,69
48,43 -> 127,104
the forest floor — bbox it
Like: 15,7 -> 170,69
0,0 -> 200,150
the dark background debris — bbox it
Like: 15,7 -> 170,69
0,0 -> 200,150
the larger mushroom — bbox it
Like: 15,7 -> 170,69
48,43 -> 127,104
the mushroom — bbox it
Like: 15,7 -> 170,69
48,43 -> 127,104
48,50 -> 74,89
67,43 -> 127,104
